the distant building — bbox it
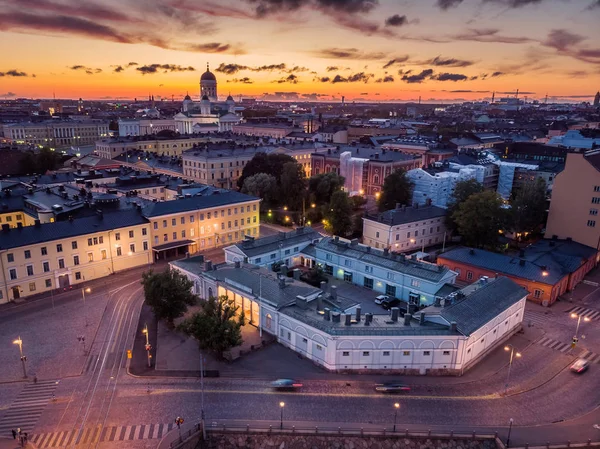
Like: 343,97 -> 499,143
118,119 -> 177,137
547,130 -> 600,150
95,135 -> 221,159
594,91 -> 599,107
4,120 -> 109,148
232,123 -> 298,139
363,203 -> 447,251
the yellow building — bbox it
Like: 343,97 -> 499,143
0,210 -> 151,303
143,191 -> 261,260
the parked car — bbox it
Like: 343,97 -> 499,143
374,382 -> 411,393
381,298 -> 401,310
570,358 -> 590,374
270,379 -> 303,390
375,295 -> 389,305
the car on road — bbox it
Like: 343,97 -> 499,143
570,358 -> 590,373
375,295 -> 389,305
374,382 -> 411,393
381,298 -> 401,310
270,379 -> 303,390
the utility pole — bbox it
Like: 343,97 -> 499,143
13,337 -> 27,378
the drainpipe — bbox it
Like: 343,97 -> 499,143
0,250 -> 9,302
107,231 -> 115,274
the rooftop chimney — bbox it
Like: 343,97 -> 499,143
278,276 -> 286,289
403,313 -> 412,326
292,268 -> 301,280
234,260 -> 241,268
204,260 -> 213,271
323,307 -> 330,320
331,311 -> 341,323
364,313 -> 373,325
344,313 -> 352,326
330,285 -> 338,299
450,321 -> 457,332
355,306 -> 361,322
419,313 -> 426,325
317,295 -> 323,312
390,307 -> 399,322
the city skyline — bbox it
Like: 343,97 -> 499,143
0,0 -> 599,102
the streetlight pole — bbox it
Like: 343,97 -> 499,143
81,287 -> 90,327
279,402 -> 285,429
13,337 -> 27,378
506,418 -> 514,448
393,403 -> 400,432
504,345 -> 521,394
142,324 -> 151,368
571,313 -> 590,346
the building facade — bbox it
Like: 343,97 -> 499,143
95,136 -> 217,159
118,119 -> 177,137
4,120 -> 110,148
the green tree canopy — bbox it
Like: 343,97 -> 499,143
308,172 -> 345,206
141,269 -> 197,325
18,147 -> 63,175
325,190 -> 353,236
446,179 -> 485,233
178,295 -> 245,359
509,178 -> 547,238
280,161 -> 307,212
241,173 -> 278,208
452,190 -> 507,249
378,170 -> 414,212
237,153 -> 295,189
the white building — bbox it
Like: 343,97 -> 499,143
547,129 -> 600,150
171,256 -> 527,375
4,120 -> 109,148
118,119 -> 177,137
363,203 -> 447,251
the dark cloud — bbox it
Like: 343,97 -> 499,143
426,56 -> 474,67
128,62 -> 138,66
318,76 -> 331,82
434,72 -> 468,81
587,0 -> 600,9
252,63 -> 287,71
113,66 -> 125,73
385,14 -> 407,27
436,0 -> 463,9
1,0 -> 132,22
185,42 -> 235,53
314,48 -> 389,60
69,65 -> 87,70
136,64 -> 196,74
289,66 -> 310,72
398,69 -> 412,75
482,0 -> 545,7
401,69 -> 434,83
452,28 -> 534,44
330,72 -> 373,83
444,90 -> 491,93
0,91 -> 17,97
375,75 -> 395,83
215,63 -> 249,74
543,29 -> 585,52
326,66 -> 338,72
0,70 -> 29,77
491,71 -> 504,77
273,74 -> 299,84
382,56 -> 409,69
245,0 -> 378,17
70,65 -> 101,74
228,77 -> 253,84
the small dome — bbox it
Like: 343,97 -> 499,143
201,94 -> 210,101
184,94 -> 192,101
226,95 -> 234,102
201,69 -> 216,81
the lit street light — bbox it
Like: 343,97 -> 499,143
279,402 -> 285,429
571,313 -> 590,347
81,287 -> 91,327
142,324 -> 151,368
504,345 -> 521,394
13,336 -> 27,378
506,418 -> 514,448
393,403 -> 400,432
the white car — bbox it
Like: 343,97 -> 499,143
375,295 -> 389,305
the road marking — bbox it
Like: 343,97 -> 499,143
536,336 -> 600,363
565,306 -> 600,321
0,380 -> 59,435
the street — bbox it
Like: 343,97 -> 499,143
0,260 -> 599,449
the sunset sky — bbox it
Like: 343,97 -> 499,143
0,0 -> 599,102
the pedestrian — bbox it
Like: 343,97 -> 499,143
17,427 -> 21,436
24,432 -> 28,443
11,429 -> 16,439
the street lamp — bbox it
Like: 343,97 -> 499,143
81,287 -> 91,327
279,402 -> 285,429
506,418 -> 514,448
393,403 -> 400,432
504,345 -> 521,394
13,337 -> 27,378
142,324 -> 151,368
571,313 -> 590,347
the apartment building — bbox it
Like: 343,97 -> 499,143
363,203 -> 447,251
142,191 -> 261,259
118,119 -> 177,137
95,135 -> 220,159
4,120 -> 110,148
0,210 -> 151,303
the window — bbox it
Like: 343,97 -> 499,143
362,351 -> 370,356
364,277 -> 373,289
142,228 -> 147,236
41,247 -> 47,256
26,265 -> 34,276
73,255 -> 80,266
228,221 -> 231,229
153,222 -> 158,230
316,344 -> 323,351
163,234 -> 168,242
590,209 -> 598,216
375,231 -> 380,238
365,265 -> 372,273
406,232 -> 410,239
129,230 -> 134,238
411,279 -> 420,287
190,228 -> 195,237
172,218 -> 176,226
75,272 -> 81,280
403,351 -> 410,356
534,289 -> 543,299
43,262 -> 50,272
443,351 -> 450,356
172,232 -> 177,240
284,249 -> 290,255
342,351 -> 350,356
71,241 -> 78,250
587,220 -> 596,227
387,272 -> 394,280
101,249 -> 107,260
255,257 -> 262,263
163,220 -> 167,228
29,282 -> 36,292
7,253 -> 14,263
386,284 -> 396,297
592,197 -> 600,204
143,241 -> 149,251
344,259 -> 352,267
270,253 -> 276,260
116,246 -> 122,256
191,215 -> 196,222
466,271 -> 474,280
58,259 -> 65,269
87,253 -> 93,262
24,250 -> 31,259
595,186 -> 600,192
287,331 -> 291,340
382,351 -> 390,356
423,351 -> 431,356
87,238 -> 92,246
57,244 -> 63,253
180,217 -> 185,225
45,279 -> 52,288
9,268 -> 17,280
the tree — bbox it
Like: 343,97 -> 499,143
280,161 -> 307,211
308,172 -> 345,206
509,178 -> 547,238
237,153 -> 295,189
241,173 -> 277,208
178,295 -> 245,359
141,269 -> 197,325
325,190 -> 353,236
446,179 -> 485,233
378,170 -> 413,212
452,190 -> 507,249
18,147 -> 62,175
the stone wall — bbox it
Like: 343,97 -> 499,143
201,433 -> 500,449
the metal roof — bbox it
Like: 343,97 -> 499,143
142,191 -> 259,217
365,204 -> 446,226
232,227 -> 321,258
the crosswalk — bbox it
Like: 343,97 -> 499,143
537,336 -> 600,363
523,310 -> 551,327
31,423 -> 176,448
565,306 -> 600,321
0,380 -> 59,437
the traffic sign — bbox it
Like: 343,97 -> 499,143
127,350 -> 132,359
